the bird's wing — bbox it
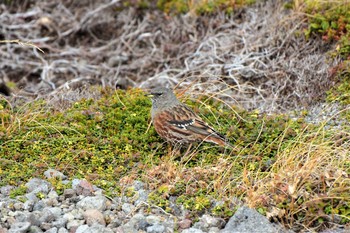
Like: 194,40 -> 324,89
168,105 -> 226,140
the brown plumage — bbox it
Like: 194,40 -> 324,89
147,87 -> 231,147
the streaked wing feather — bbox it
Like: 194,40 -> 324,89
168,105 -> 226,140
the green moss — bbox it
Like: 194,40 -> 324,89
194,0 -> 255,15
119,0 -> 255,15
9,185 -> 27,198
36,192 -> 45,199
326,60 -> 350,121
125,187 -> 136,198
303,0 -> 350,59
212,202 -> 235,218
48,178 -> 71,195
148,184 -> 171,212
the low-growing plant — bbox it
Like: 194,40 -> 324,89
303,0 -> 350,59
9,185 -> 27,198
1,87 -> 349,231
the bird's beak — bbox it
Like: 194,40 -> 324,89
145,93 -> 154,97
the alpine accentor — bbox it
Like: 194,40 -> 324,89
147,87 -> 231,147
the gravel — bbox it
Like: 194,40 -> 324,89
0,169 -> 293,233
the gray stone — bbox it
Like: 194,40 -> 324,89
220,207 -> 291,233
63,189 -> 76,199
136,219 -> 150,231
182,228 -> 204,233
178,219 -> 192,229
14,211 -> 28,222
63,212 -> 75,221
134,189 -> 149,206
76,196 -> 107,211
108,217 -> 122,228
121,203 -> 134,214
146,215 -> 161,224
209,227 -> 220,233
44,169 -> 67,180
57,228 -> 69,233
87,224 -> 114,233
13,202 -> 24,210
27,212 -> 42,226
8,221 -> 31,233
120,213 -> 145,233
40,222 -> 53,231
69,208 -> 84,220
44,197 -> 59,207
24,200 -> 35,211
201,215 -> 225,228
133,181 -> 145,191
45,227 -> 58,233
28,225 -> 43,233
33,200 -> 45,211
0,185 -> 14,196
38,208 -> 56,223
71,179 -> 80,190
75,225 -> 89,233
47,190 -> 59,199
83,209 -> 106,226
25,193 -> 38,203
93,185 -> 103,193
6,216 -> 16,225
320,228 -> 350,233
66,219 -> 85,230
46,207 -> 62,219
194,214 -> 226,231
52,218 -> 68,228
146,224 -> 166,233
75,180 -> 95,196
8,210 -> 16,217
25,178 -> 52,194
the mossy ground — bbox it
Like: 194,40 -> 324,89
121,0 -> 256,14
303,0 -> 350,59
1,87 -> 350,230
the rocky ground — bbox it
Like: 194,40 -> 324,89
0,169 -> 294,233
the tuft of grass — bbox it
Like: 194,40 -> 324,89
244,124 -> 350,230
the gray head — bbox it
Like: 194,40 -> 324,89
148,87 -> 180,117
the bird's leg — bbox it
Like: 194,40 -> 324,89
165,142 -> 179,157
183,143 -> 193,157
166,143 -> 172,156
172,143 -> 182,157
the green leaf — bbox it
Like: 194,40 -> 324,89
321,21 -> 329,31
331,21 -> 338,29
310,23 -> 321,30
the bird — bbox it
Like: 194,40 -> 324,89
147,87 -> 231,148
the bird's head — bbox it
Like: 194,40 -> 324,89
146,87 -> 180,113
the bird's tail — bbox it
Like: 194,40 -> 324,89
205,133 -> 233,149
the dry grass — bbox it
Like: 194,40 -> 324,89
0,0 -> 339,113
244,125 -> 350,231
